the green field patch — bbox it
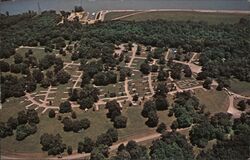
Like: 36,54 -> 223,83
130,70 -> 143,80
132,58 -> 146,70
0,107 -> 113,153
99,82 -> 125,98
129,77 -> 150,97
194,89 -> 229,114
229,79 -> 250,97
157,110 -> 176,128
51,84 -> 71,106
0,97 -> 29,122
119,11 -> 250,24
104,11 -> 140,21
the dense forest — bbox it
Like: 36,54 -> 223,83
1,11 -> 249,79
0,11 -> 250,159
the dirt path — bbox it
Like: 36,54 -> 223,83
225,88 -> 250,118
2,129 -> 165,159
19,46 -> 44,50
165,49 -> 170,60
227,95 -> 242,118
189,52 -> 197,64
128,44 -> 138,67
73,72 -> 83,89
168,85 -> 203,95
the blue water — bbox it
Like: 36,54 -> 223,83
0,0 -> 249,15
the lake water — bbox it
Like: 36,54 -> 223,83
0,0 -> 250,15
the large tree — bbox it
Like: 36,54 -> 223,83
140,61 -> 151,75
114,115 -> 127,128
56,69 -> 71,84
106,100 -> 121,121
40,133 -> 66,155
59,101 -> 72,113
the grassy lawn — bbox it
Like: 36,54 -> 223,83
131,58 -> 146,70
119,11 -> 250,24
229,79 -> 250,97
1,101 -> 177,154
16,47 -> 56,61
194,88 -> 229,114
118,107 -> 152,139
157,110 -> 175,128
99,82 -> 125,98
50,83 -> 72,106
119,106 -> 176,139
1,107 -> 113,153
104,11 -> 139,21
130,70 -> 144,80
0,97 -> 29,122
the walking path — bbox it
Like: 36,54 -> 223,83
18,46 -> 45,50
165,49 -> 170,60
189,52 -> 198,63
72,72 -> 83,89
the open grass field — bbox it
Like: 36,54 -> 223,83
1,98 -> 177,154
107,11 -> 250,24
131,58 -> 146,70
0,97 -> 29,122
4,47 -> 72,65
0,107 -> 113,153
104,11 -> 139,21
229,79 -> 250,97
194,88 -> 229,114
99,82 -> 125,98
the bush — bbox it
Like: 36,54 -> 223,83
156,122 -> 167,133
80,118 -> 90,130
237,100 -> 246,111
59,101 -> 72,113
114,115 -> 127,128
48,109 -> 56,118
67,146 -> 73,155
